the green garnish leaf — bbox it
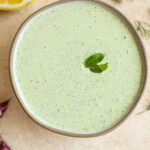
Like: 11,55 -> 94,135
84,53 -> 108,73
89,64 -> 103,73
84,53 -> 104,67
98,63 -> 108,72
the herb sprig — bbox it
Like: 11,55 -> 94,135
137,104 -> 150,115
135,20 -> 150,39
84,53 -> 108,73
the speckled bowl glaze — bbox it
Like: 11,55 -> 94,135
9,0 -> 147,137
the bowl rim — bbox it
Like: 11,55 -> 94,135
9,0 -> 148,138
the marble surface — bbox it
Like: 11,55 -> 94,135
0,0 -> 150,149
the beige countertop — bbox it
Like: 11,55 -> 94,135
1,0 -> 150,149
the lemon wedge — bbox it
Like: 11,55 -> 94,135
0,0 -> 34,11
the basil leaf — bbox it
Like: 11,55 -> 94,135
84,53 -> 108,73
89,64 -> 102,73
98,63 -> 108,72
84,53 -> 104,67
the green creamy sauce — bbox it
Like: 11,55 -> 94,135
14,2 -> 142,133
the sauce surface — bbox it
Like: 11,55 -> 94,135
14,2 -> 142,133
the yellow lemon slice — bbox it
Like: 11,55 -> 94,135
0,0 -> 34,11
